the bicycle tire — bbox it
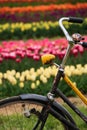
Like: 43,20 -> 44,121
0,94 -> 78,130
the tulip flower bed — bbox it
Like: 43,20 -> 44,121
0,37 -> 86,97
1,8 -> 87,23
0,37 -> 86,72
0,3 -> 87,14
0,64 -> 87,98
0,19 -> 87,40
0,3 -> 87,23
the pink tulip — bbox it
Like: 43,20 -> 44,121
15,58 -> 21,63
26,50 -> 34,58
33,55 -> 40,61
0,36 -> 86,63
57,50 -> 66,59
1,52 -> 9,59
74,45 -> 84,54
71,49 -> 78,57
9,51 -> 16,59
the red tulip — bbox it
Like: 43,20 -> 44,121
71,49 -> 78,57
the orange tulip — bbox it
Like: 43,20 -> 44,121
0,3 -> 87,14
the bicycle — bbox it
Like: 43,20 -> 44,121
0,17 -> 87,130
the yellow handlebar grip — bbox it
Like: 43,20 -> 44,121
41,54 -> 55,65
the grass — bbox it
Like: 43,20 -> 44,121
0,114 -> 66,130
0,105 -> 87,130
64,105 -> 87,130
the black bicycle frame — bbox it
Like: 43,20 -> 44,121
49,67 -> 87,124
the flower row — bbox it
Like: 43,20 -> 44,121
0,20 -> 87,39
0,3 -> 87,14
0,0 -> 57,3
1,7 -> 87,23
0,21 -> 58,32
0,37 -> 86,63
0,64 -> 86,89
0,0 -> 86,5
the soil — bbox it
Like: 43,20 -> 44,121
56,95 -> 87,108
0,96 -> 86,116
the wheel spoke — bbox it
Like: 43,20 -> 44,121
0,95 -> 75,130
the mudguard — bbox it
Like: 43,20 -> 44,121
20,94 -> 78,130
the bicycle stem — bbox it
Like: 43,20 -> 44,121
61,44 -> 72,68
59,17 -> 74,68
49,18 -> 74,94
49,17 -> 83,95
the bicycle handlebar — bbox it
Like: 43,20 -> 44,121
58,17 -> 86,68
68,17 -> 83,23
80,42 -> 87,48
59,17 -> 83,43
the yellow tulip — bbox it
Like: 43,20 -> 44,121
19,82 -> 24,88
0,79 -> 2,85
33,27 -> 37,32
20,76 -> 25,82
36,80 -> 40,86
15,72 -> 21,79
3,73 -> 7,79
31,83 -> 36,89
0,72 -> 3,79
30,74 -> 36,81
26,74 -> 31,80
42,77 -> 47,83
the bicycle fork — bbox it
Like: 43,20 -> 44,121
33,105 -> 50,130
32,101 -> 79,130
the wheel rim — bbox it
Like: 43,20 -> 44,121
0,101 -> 68,130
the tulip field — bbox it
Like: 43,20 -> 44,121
0,1 -> 87,98
0,37 -> 86,63
0,2 -> 87,130
0,36 -> 87,98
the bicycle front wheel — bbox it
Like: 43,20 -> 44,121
0,94 -> 77,130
